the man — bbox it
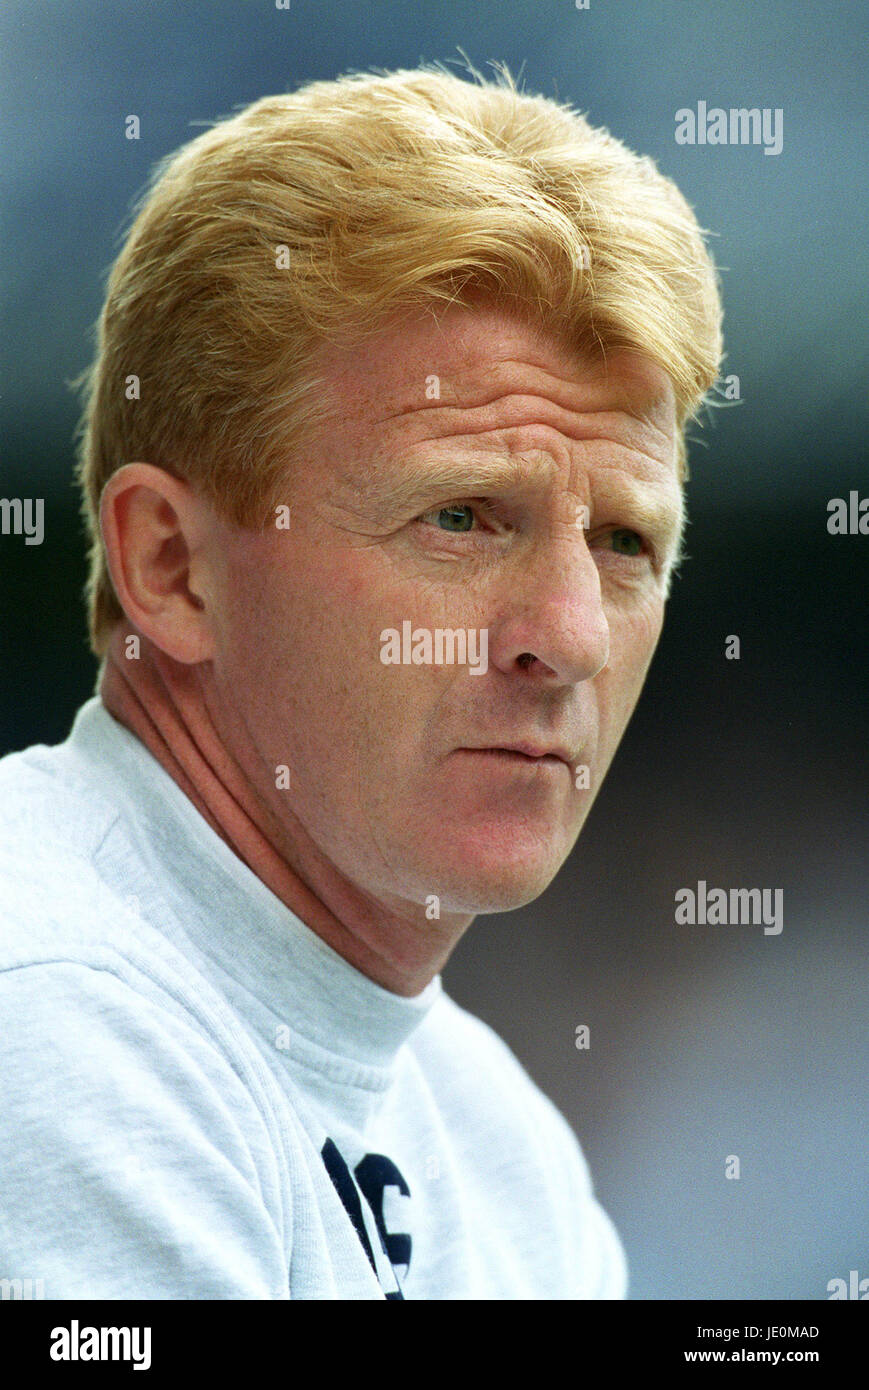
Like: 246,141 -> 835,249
0,63 -> 722,1298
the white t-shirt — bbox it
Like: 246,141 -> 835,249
0,698 -> 627,1299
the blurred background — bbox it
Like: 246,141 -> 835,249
1,0 -> 866,1299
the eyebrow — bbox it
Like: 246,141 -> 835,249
358,450 -> 685,566
362,453 -> 560,513
610,484 -> 686,565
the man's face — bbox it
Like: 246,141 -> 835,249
203,304 -> 682,920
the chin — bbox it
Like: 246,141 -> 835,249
434,871 -> 561,916
417,826 -> 575,914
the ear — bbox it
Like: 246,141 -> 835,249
99,463 -> 218,664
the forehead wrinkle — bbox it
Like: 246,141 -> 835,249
370,345 -> 674,424
376,392 -> 675,438
372,390 -> 673,455
372,411 -> 677,499
333,398 -> 679,511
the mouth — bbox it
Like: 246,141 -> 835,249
458,745 -> 571,767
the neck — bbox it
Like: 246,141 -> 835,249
98,627 -> 452,995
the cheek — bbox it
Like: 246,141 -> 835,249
618,589 -> 665,661
217,545 -> 417,742
216,529 -> 487,774
599,600 -> 665,725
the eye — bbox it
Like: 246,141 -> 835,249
608,527 -> 645,557
424,503 -> 476,533
418,500 -> 500,534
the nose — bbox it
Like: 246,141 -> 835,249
487,534 -> 610,684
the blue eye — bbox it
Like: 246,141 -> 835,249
433,504 -> 475,533
610,527 -> 643,556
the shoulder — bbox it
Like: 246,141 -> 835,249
0,751 -> 288,1185
0,955 -> 292,1297
0,737 -> 122,952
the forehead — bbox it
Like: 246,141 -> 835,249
310,302 -> 677,476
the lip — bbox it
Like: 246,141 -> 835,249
460,744 -> 574,765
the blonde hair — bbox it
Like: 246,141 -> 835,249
73,59 -> 724,656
